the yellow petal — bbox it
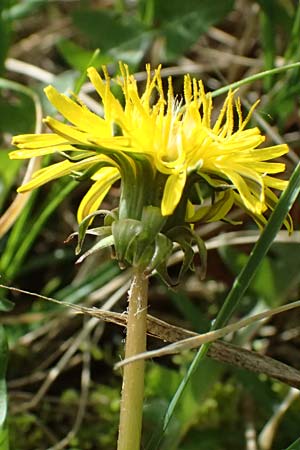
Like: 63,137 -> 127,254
185,199 -> 195,221
17,155 -> 107,192
241,144 -> 289,161
88,135 -> 131,151
189,190 -> 234,223
248,161 -> 286,174
162,171 -> 186,216
10,144 -> 75,159
222,167 -> 264,214
45,86 -> 110,136
77,167 -> 120,222
263,175 -> 288,190
87,67 -> 125,123
12,133 -> 68,148
44,117 -> 94,145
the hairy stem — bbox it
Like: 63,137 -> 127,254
117,269 -> 148,450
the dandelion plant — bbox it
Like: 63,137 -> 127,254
10,63 -> 291,450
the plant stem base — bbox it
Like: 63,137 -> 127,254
117,269 -> 148,450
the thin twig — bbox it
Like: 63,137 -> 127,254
2,284 -> 300,389
115,299 -> 300,368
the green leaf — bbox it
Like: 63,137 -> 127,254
108,33 -> 151,67
76,209 -> 111,254
57,40 -> 112,72
76,234 -> 114,264
152,0 -> 234,61
112,218 -> 142,264
72,9 -> 150,66
73,9 -> 143,50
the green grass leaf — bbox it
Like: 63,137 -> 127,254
162,160 -> 300,434
284,437 -> 300,450
0,326 -> 9,450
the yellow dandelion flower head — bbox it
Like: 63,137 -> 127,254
11,62 -> 289,226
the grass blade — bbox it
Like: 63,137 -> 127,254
284,437 -> 300,450
0,326 -> 9,450
162,162 -> 300,434
211,62 -> 300,98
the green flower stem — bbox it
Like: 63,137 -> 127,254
211,61 -> 300,98
117,269 -> 148,450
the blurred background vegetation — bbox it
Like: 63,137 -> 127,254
1,0 -> 300,449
